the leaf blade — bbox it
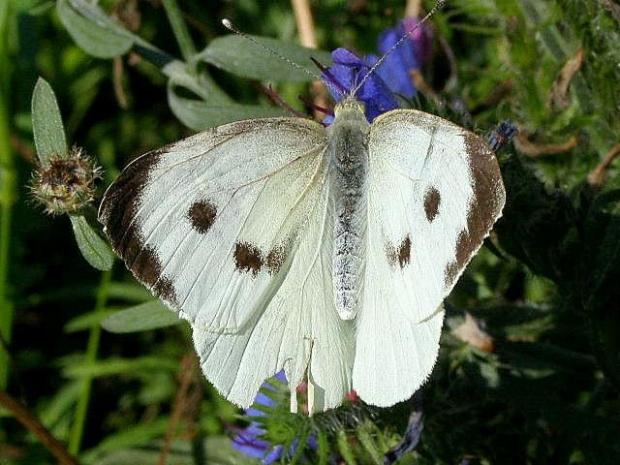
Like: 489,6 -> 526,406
70,215 -> 115,271
31,78 -> 68,163
57,0 -> 134,58
198,35 -> 332,82
101,300 -> 181,333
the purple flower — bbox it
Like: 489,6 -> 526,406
321,17 -> 432,123
367,17 -> 433,99
231,371 -> 317,463
322,48 -> 399,122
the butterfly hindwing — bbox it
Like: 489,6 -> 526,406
99,118 -> 329,332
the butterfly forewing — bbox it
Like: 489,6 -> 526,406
367,109 -> 505,321
351,109 -> 505,405
193,175 -> 355,412
99,118 -> 329,332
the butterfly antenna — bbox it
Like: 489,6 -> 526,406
221,19 -> 323,83
309,57 -> 347,98
351,0 -> 446,97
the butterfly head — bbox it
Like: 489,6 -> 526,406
334,96 -> 366,117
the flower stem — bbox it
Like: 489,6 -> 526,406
0,0 -> 16,391
68,268 -> 113,455
161,0 -> 196,63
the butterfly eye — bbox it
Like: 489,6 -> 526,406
423,187 -> 441,222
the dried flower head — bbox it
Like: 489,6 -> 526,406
31,147 -> 102,215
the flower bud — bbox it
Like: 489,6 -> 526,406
31,147 -> 102,215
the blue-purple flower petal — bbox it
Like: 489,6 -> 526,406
322,48 -> 399,122
370,17 -> 432,98
232,370 -> 319,463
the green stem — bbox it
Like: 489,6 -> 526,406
68,269 -> 112,455
0,0 -> 15,391
161,0 -> 197,63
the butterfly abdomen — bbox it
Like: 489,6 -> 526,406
328,102 -> 371,320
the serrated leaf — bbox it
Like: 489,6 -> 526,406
63,356 -> 180,378
57,0 -> 134,58
101,300 -> 181,333
198,35 -> 331,82
70,215 -> 115,270
31,78 -> 68,163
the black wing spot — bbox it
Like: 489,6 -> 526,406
234,242 -> 264,277
424,187 -> 441,222
386,235 -> 412,269
188,200 -> 217,234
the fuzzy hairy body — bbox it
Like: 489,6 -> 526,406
327,100 -> 370,320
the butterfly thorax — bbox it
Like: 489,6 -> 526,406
327,97 -> 370,320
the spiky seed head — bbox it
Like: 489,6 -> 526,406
31,147 -> 102,215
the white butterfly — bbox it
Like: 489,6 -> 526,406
99,93 -> 505,413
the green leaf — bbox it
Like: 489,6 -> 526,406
82,418 -> 171,462
337,429 -> 357,465
39,381 -> 82,431
63,356 -> 180,378
31,77 -> 68,163
57,0 -> 134,58
317,431 -> 329,465
107,282 -> 153,302
162,60 -> 228,101
101,300 -> 181,333
90,436 -> 253,465
163,61 -> 287,129
69,215 -> 115,270
357,421 -> 383,464
168,83 -> 287,130
198,35 -> 332,82
499,341 -> 597,373
64,309 -> 116,333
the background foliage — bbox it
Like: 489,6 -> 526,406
1,0 -> 619,463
